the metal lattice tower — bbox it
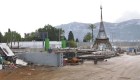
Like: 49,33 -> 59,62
93,6 -> 112,50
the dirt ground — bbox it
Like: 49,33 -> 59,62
1,54 -> 140,80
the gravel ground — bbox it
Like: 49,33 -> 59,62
0,54 -> 140,80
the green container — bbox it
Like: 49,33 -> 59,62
45,38 -> 50,50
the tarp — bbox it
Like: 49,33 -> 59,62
16,59 -> 27,66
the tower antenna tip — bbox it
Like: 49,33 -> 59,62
100,5 -> 102,9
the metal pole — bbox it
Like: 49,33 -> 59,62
59,29 -> 60,41
11,32 -> 12,48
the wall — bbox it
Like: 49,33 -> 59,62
8,41 -> 62,49
17,52 -> 63,67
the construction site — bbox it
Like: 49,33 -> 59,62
0,46 -> 140,80
1,5 -> 140,80
1,30 -> 140,80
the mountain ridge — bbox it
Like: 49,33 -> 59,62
56,19 -> 140,42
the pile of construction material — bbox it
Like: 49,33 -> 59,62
0,43 -> 27,70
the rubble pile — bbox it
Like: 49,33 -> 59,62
0,43 -> 27,70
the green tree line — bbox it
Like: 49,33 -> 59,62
0,24 -> 96,48
0,29 -> 21,43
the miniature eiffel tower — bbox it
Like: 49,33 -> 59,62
93,6 -> 112,50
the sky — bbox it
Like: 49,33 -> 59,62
0,0 -> 140,37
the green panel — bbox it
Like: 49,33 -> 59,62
45,38 -> 49,50
62,40 -> 66,48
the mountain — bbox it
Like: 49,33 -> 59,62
55,19 -> 140,42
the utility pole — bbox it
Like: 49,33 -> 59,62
59,29 -> 60,41
10,32 -> 12,48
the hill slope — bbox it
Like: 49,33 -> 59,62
56,19 -> 140,42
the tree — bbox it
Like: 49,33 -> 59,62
8,28 -> 11,33
67,31 -> 77,48
0,32 -> 3,42
4,31 -> 21,42
83,32 -> 92,42
76,38 -> 79,42
3,29 -> 21,48
68,31 -> 74,41
89,24 -> 96,42
13,31 -> 21,41
83,39 -> 87,42
63,36 -> 67,40
24,32 -> 36,41
23,24 -> 64,41
36,24 -> 64,41
68,40 -> 77,48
